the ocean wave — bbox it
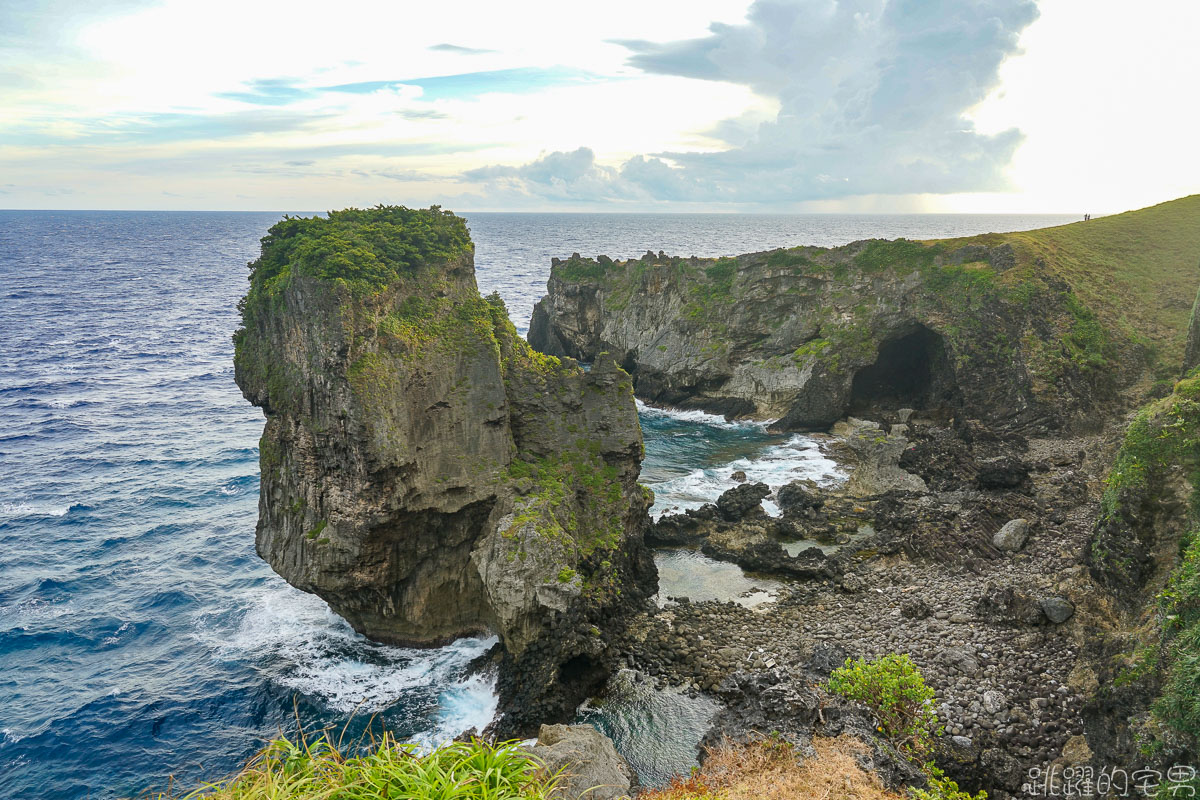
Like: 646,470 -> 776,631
411,670 -> 500,749
635,399 -> 773,430
648,434 -> 844,518
206,585 -> 500,730
0,501 -> 71,518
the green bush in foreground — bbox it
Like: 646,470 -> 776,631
146,734 -> 559,800
910,764 -> 987,800
828,653 -> 942,756
829,655 -> 986,800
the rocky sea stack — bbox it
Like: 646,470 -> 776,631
233,206 -> 655,733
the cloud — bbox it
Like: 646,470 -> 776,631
396,108 -> 448,120
324,67 -> 605,101
429,43 -> 496,55
464,0 -> 1039,205
216,78 -> 312,106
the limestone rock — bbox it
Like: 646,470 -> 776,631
234,208 -> 655,734
1060,734 -> 1093,766
839,419 -> 927,496
528,241 -> 1130,434
526,724 -> 635,800
993,519 -> 1031,552
716,482 -> 770,521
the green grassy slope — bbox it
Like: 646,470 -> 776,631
945,195 -> 1200,371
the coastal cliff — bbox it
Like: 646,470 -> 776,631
526,196 -> 1200,797
233,206 -> 655,732
530,198 -> 1200,434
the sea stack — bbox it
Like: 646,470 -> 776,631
233,206 -> 655,732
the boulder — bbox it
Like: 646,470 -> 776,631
993,519 -> 1031,552
776,480 -> 824,516
975,456 -> 1031,490
526,724 -> 635,800
716,482 -> 771,521
1040,597 -> 1075,624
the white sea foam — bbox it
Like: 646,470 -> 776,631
207,584 -> 499,738
648,434 -> 844,518
411,671 -> 501,748
635,399 -> 772,430
0,501 -> 70,518
102,621 -> 132,645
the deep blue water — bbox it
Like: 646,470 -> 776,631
0,209 -> 1075,799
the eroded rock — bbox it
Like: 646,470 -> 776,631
526,724 -> 635,800
234,208 -> 655,733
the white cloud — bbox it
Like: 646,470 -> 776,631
0,0 -> 1197,211
467,0 -> 1040,207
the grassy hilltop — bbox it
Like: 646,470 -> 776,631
945,194 -> 1200,371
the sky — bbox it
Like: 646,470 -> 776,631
1,0 -> 1197,213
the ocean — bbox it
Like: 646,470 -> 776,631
0,209 -> 1076,798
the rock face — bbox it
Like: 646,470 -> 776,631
529,241 -> 1134,433
233,207 -> 655,733
525,724 -> 635,800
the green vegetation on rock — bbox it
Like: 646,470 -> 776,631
244,205 -> 470,301
955,195 -> 1200,369
829,655 -> 986,800
1091,376 -> 1200,751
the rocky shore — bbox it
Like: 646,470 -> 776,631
598,408 -> 1111,797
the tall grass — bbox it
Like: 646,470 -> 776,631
140,732 -> 560,800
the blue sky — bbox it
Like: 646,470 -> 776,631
1,0 -> 1197,212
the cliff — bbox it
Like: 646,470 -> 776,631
1082,374 -> 1200,765
233,206 -> 655,732
530,196 -> 1200,433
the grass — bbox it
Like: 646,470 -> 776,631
639,735 -> 904,800
139,734 -> 560,800
947,195 -> 1200,369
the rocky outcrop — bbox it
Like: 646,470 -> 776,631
233,207 -> 655,733
1080,375 -> 1200,769
529,241 -> 1138,433
525,724 -> 636,800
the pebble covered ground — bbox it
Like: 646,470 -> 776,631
617,422 -> 1117,796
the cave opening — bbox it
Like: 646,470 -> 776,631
848,325 -> 957,416
557,654 -> 606,695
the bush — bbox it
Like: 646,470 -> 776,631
827,654 -> 942,756
910,764 -> 988,800
243,205 -> 471,311
144,734 -> 560,800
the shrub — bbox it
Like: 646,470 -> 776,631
910,764 -> 988,800
827,654 -> 942,755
